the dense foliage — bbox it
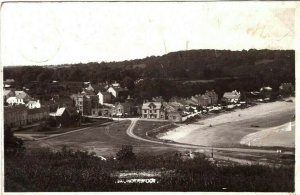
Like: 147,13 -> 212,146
5,146 -> 294,192
4,125 -> 25,155
4,49 -> 295,101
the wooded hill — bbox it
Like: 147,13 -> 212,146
4,49 -> 295,101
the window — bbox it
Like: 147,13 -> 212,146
173,116 -> 177,120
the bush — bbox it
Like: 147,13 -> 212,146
116,145 -> 136,161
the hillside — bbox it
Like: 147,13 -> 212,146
3,49 -> 295,101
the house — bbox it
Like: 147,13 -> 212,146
141,102 -> 165,119
50,107 -> 81,127
111,101 -> 136,117
72,93 -> 99,115
191,94 -> 210,106
107,86 -> 129,98
164,103 -> 183,122
27,100 -> 41,109
4,106 -> 28,128
222,90 -> 241,103
205,90 -> 218,105
27,106 -> 49,124
6,90 -> 31,105
260,87 -> 272,99
97,91 -> 112,104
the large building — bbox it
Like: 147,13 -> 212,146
111,101 -> 136,117
141,102 -> 165,119
4,105 -> 49,128
72,93 -> 99,115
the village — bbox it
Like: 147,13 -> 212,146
4,78 -> 294,132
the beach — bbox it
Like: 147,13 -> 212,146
160,99 -> 295,148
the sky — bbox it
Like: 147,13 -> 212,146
1,2 -> 297,66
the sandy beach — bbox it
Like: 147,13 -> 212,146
160,99 -> 295,148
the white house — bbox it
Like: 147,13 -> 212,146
222,90 -> 241,103
107,86 -> 128,98
97,91 -> 112,104
141,102 -> 165,119
6,91 -> 31,105
27,100 -> 41,109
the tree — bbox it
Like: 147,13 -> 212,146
122,76 -> 135,90
4,125 -> 25,155
116,145 -> 136,161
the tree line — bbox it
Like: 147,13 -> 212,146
4,49 -> 295,101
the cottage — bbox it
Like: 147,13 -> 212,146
27,100 -> 41,109
6,91 -> 31,105
191,94 -> 210,106
50,107 -> 80,127
222,90 -> 241,103
141,102 -> 165,119
111,101 -> 136,117
164,103 -> 183,122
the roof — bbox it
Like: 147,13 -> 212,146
56,107 -> 66,116
85,84 -> 94,91
260,86 -> 272,91
223,91 -> 241,99
142,102 -> 162,109
112,83 -> 120,88
4,89 -> 13,96
7,97 -> 17,102
109,86 -> 128,92
15,91 -> 29,99
98,91 -> 111,96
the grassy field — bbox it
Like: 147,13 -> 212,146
26,120 -> 178,157
133,120 -> 173,139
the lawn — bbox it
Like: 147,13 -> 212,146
26,120 -> 177,157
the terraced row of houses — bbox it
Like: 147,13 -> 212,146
4,78 -> 294,128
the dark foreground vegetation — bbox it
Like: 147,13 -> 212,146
5,146 -> 294,192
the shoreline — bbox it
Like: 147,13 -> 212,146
159,99 -> 295,148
